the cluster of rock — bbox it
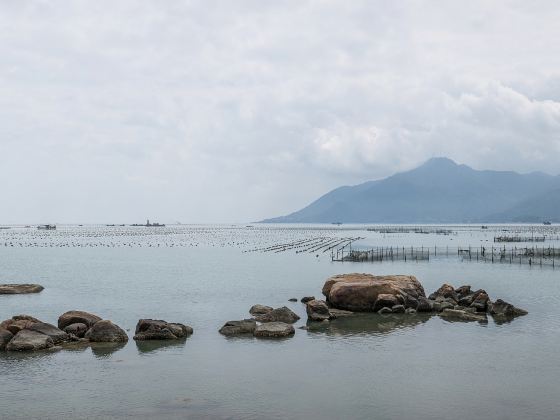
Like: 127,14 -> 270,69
1,310 -> 193,352
304,273 -> 527,324
219,305 -> 300,338
0,284 -> 44,294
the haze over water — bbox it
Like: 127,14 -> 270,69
1,224 -> 559,419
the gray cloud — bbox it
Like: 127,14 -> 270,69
1,0 -> 559,223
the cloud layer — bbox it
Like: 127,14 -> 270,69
1,1 -> 559,223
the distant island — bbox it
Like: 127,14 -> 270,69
262,157 -> 560,223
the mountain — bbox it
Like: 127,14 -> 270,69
262,158 -> 560,223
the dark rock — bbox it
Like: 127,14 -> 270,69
167,323 -> 193,337
416,297 -> 434,312
28,322 -> 69,344
373,294 -> 400,312
288,298 -> 298,302
64,323 -> 88,338
85,320 -> 128,343
58,311 -> 102,330
391,304 -> 406,313
134,319 -> 192,340
255,306 -> 300,324
489,299 -> 528,319
219,320 -> 257,336
254,322 -> 295,338
455,285 -> 471,298
439,308 -> 487,322
458,295 -> 474,306
328,308 -> 354,319
0,329 -> 13,350
378,307 -> 392,314
249,304 -> 273,316
301,296 -> 315,304
429,283 -> 459,302
470,291 -> 490,312
322,274 -> 425,312
403,294 -> 418,309
306,299 -> 330,321
405,308 -> 417,314
6,329 -> 54,351
0,284 -> 44,294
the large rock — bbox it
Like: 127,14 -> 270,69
373,294 -> 401,312
133,319 -> 193,340
0,284 -> 44,294
219,320 -> 257,336
85,320 -> 128,343
6,329 -> 54,351
470,290 -> 490,312
322,274 -> 426,312
429,283 -> 459,302
306,299 -> 330,321
58,311 -> 102,330
301,296 -> 315,304
0,315 -> 42,335
64,323 -> 88,338
416,297 -> 434,312
254,306 -> 300,323
254,322 -> 295,338
489,299 -> 528,319
249,304 -> 273,316
0,329 -> 13,350
28,322 -> 69,344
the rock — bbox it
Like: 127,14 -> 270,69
219,320 -> 257,336
489,299 -> 528,319
405,308 -> 417,314
328,308 -> 354,319
6,329 -> 54,351
455,285 -> 471,298
255,306 -> 300,324
306,299 -> 330,321
0,315 -> 42,335
373,294 -> 400,312
64,323 -> 88,338
85,320 -> 128,343
28,322 -> 69,344
0,329 -> 14,350
458,295 -> 474,306
416,297 -> 434,312
470,290 -> 490,312
378,307 -> 392,314
322,274 -> 425,312
439,309 -> 487,322
429,283 -> 459,302
249,304 -> 273,316
288,298 -> 298,302
0,284 -> 44,294
58,311 -> 102,330
391,304 -> 406,314
301,296 -> 315,304
133,319 -> 192,340
254,322 -> 295,338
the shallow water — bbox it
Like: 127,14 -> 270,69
1,225 -> 559,419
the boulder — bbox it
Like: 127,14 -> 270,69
249,304 -> 273,316
28,322 -> 69,344
0,315 -> 42,335
455,285 -> 471,298
254,306 -> 300,324
0,329 -> 13,350
301,296 -> 315,304
429,284 -> 459,302
0,284 -> 44,294
322,274 -> 425,312
439,309 -> 487,322
489,299 -> 528,319
470,290 -> 490,312
85,320 -> 128,343
458,295 -> 474,306
373,294 -> 400,312
254,322 -> 295,338
306,299 -> 330,321
64,323 -> 88,338
219,320 -> 257,336
58,311 -> 102,330
416,297 -> 434,312
6,329 -> 54,351
133,319 -> 192,340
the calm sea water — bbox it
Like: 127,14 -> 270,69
1,224 -> 559,419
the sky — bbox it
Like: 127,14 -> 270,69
1,0 -> 560,224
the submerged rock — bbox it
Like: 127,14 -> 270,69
254,322 -> 295,338
489,299 -> 528,319
219,320 -> 257,336
6,329 -> 54,351
85,320 -> 128,343
391,304 -> 405,314
322,274 -> 425,312
255,306 -> 300,324
439,309 -> 487,323
328,308 -> 354,319
58,311 -> 102,330
0,284 -> 44,294
134,319 -> 192,340
378,307 -> 392,314
249,304 -> 273,316
306,299 -> 330,321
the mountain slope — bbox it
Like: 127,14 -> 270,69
262,158 -> 560,223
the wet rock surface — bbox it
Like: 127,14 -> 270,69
254,306 -> 300,324
0,284 -> 44,294
133,319 -> 193,340
254,322 -> 295,338
58,311 -> 102,330
306,299 -> 331,321
85,320 -> 128,343
219,320 -> 257,336
249,304 -> 273,316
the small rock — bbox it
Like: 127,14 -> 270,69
455,285 -> 471,298
328,308 -> 354,319
134,319 -> 192,340
219,320 -> 257,336
378,307 -> 392,314
6,329 -> 54,351
0,284 -> 44,294
255,306 -> 300,324
85,320 -> 128,343
391,304 -> 405,313
306,299 -> 330,321
288,298 -> 298,302
0,329 -> 14,350
373,294 -> 400,312
470,291 -> 490,312
58,311 -> 102,330
301,296 -> 315,304
416,297 -> 434,312
439,309 -> 487,322
405,308 -> 417,314
489,299 -> 528,319
254,322 -> 295,338
64,323 -> 88,338
249,304 -> 273,316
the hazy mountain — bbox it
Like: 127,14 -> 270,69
262,158 -> 560,223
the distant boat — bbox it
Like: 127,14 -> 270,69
37,224 -> 56,230
132,219 -> 165,227
481,225 -> 488,229
332,222 -> 342,225
543,221 -> 552,225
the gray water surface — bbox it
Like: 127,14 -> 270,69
1,225 -> 559,419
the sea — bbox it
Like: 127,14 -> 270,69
1,224 -> 559,420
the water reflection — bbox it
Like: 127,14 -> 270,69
135,338 -> 187,355
306,313 -> 433,337
89,342 -> 127,358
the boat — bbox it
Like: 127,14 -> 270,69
543,221 -> 552,225
37,224 -> 56,230
132,219 -> 165,227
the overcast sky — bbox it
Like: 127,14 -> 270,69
1,1 -> 560,224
